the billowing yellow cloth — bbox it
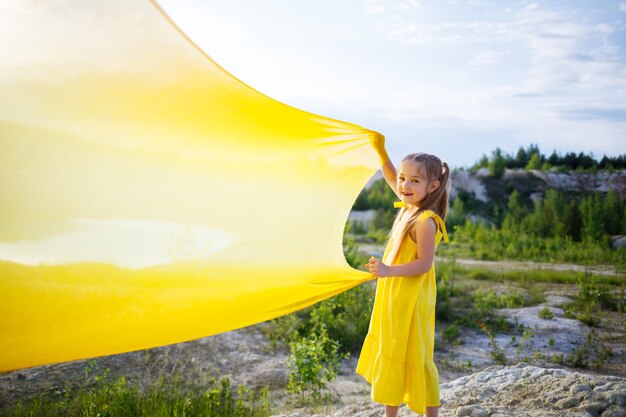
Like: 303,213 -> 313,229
0,0 -> 379,371
356,209 -> 448,415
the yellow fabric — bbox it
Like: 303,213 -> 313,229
0,0 -> 380,371
356,209 -> 447,414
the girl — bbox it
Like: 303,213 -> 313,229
356,133 -> 450,417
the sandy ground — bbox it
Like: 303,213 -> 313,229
1,253 -> 624,415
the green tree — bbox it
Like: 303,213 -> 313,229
580,193 -> 605,242
515,147 -> 528,168
548,150 -> 560,166
370,207 -> 395,233
492,204 -> 504,229
563,200 -> 582,241
489,148 -> 506,178
542,189 -> 565,237
526,198 -> 551,238
603,191 -> 623,235
477,154 -> 489,168
502,190 -> 525,230
352,189 -> 369,210
525,153 -> 542,171
365,178 -> 396,209
448,196 -> 466,231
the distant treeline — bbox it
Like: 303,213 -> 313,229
471,144 -> 625,177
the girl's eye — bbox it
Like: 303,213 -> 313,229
412,179 -> 418,183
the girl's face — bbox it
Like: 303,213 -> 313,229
397,160 -> 439,206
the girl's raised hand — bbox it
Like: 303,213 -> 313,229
365,256 -> 390,278
369,132 -> 386,156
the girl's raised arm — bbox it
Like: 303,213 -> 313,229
370,132 -> 401,199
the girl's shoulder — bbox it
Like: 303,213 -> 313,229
415,209 -> 441,224
414,209 -> 449,243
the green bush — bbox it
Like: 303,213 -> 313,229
473,288 -> 525,315
442,322 -> 460,344
538,306 -> 554,320
308,283 -> 374,354
286,325 -> 348,402
477,320 -> 507,365
567,329 -> 613,368
561,271 -> 623,327
497,290 -> 526,308
350,219 -> 367,235
262,313 -> 301,349
435,259 -> 463,322
473,289 -> 499,318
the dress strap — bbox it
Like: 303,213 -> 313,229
434,215 -> 449,243
415,209 -> 449,243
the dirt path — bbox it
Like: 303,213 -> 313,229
451,258 -> 624,277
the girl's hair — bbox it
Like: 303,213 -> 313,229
385,152 -> 451,264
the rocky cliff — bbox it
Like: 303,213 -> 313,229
450,168 -> 626,203
365,168 -> 626,203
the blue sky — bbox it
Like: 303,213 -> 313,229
158,0 -> 626,168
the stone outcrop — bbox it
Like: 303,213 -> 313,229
272,363 -> 626,417
452,168 -> 626,203
367,168 -> 626,205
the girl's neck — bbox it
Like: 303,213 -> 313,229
406,204 -> 420,214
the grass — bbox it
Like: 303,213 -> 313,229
1,364 -> 271,417
437,259 -> 623,287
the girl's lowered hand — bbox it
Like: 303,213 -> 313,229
365,256 -> 390,278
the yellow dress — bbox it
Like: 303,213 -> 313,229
356,208 -> 449,415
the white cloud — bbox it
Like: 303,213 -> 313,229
154,0 -> 626,164
376,2 -> 626,112
620,2 -> 626,12
364,0 -> 423,14
348,1 -> 625,164
512,6 -> 625,104
470,50 -> 503,65
367,5 -> 385,14
365,0 -> 385,14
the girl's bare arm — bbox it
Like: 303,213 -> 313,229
371,132 -> 401,199
380,155 -> 400,200
387,218 -> 436,276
